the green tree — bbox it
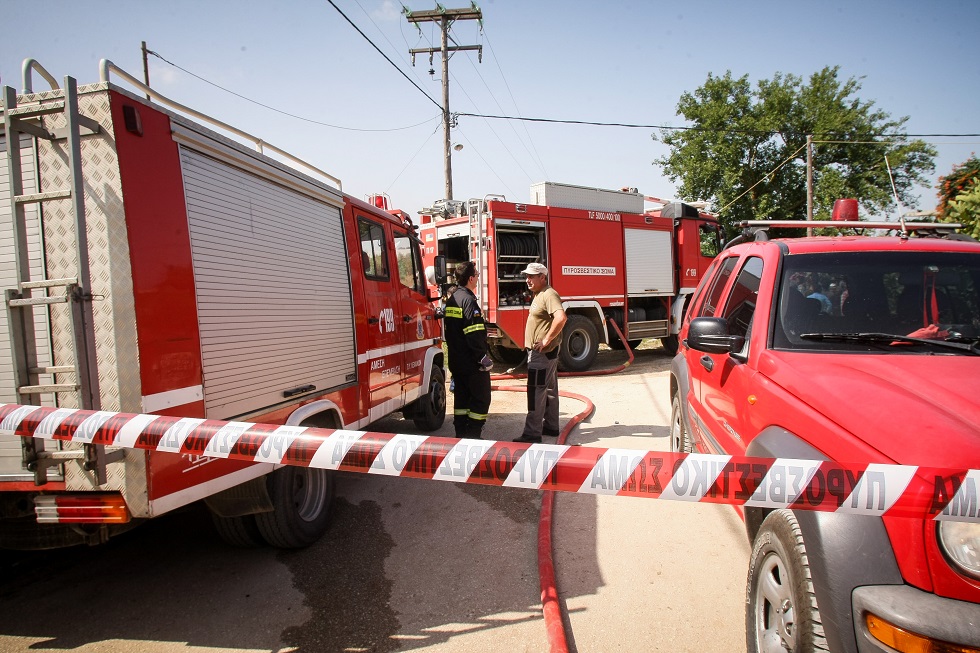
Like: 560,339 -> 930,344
937,156 -> 980,239
654,67 -> 936,236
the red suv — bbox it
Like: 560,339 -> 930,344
670,223 -> 980,653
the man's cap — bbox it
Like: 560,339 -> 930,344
521,262 -> 548,276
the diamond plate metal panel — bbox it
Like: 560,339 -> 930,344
24,84 -> 147,513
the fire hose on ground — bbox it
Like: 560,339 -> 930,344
487,318 -> 634,653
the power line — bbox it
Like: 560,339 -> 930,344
480,26 -> 549,179
325,0 -> 443,111
457,111 -> 980,138
455,24 -> 548,179
148,50 -> 440,132
455,126 -> 520,200
718,142 -> 810,214
385,123 -> 442,195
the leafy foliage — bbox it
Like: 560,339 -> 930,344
937,156 -> 980,239
654,67 -> 936,237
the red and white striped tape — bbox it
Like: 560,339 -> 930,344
1,404 -> 977,523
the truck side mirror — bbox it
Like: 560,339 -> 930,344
687,317 -> 745,355
433,255 -> 448,284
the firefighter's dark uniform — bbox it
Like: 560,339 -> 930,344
444,286 -> 491,438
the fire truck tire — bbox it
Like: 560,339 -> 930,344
660,334 -> 679,356
746,509 -> 828,653
413,365 -> 447,431
558,314 -> 599,372
488,343 -> 526,366
210,512 -> 265,548
255,467 -> 334,548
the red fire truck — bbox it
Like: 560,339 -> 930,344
418,182 -> 722,371
0,59 -> 446,549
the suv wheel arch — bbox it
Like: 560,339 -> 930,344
745,427 -> 904,653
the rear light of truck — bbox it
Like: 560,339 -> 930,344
866,614 -> 980,653
34,493 -> 131,524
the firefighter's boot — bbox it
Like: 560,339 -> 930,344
468,418 -> 486,440
454,414 -> 471,439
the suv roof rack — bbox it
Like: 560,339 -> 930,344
724,219 -> 968,249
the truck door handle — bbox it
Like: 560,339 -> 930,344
368,317 -> 379,325
700,355 -> 714,372
402,315 -> 413,322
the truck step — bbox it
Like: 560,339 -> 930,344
17,383 -> 81,395
14,189 -> 71,205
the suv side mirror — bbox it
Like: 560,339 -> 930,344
687,317 -> 745,355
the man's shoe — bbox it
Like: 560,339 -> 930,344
542,427 -> 560,438
514,434 -> 542,444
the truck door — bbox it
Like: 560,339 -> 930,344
392,226 -> 429,402
357,215 -> 404,411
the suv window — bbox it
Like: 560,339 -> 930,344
699,256 -> 739,317
684,258 -> 719,321
773,251 -> 980,351
723,257 -> 763,352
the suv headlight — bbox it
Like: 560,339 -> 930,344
938,520 -> 980,579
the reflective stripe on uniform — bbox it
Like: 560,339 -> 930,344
467,411 -> 487,421
463,323 -> 485,334
454,409 -> 468,416
444,307 -> 463,318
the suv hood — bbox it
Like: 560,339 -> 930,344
763,352 -> 980,468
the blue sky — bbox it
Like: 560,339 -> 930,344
3,0 -> 978,217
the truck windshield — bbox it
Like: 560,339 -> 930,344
773,250 -> 980,352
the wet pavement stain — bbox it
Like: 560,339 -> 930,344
278,498 -> 400,653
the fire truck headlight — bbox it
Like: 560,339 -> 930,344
938,520 -> 980,579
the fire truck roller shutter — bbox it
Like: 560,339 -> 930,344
178,148 -> 357,419
624,229 -> 674,296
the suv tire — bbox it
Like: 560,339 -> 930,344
746,509 -> 828,653
670,393 -> 692,453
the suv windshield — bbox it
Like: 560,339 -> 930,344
773,250 -> 980,353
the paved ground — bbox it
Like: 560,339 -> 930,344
0,344 -> 750,652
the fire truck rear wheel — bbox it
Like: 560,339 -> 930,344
558,314 -> 599,372
413,365 -> 447,431
255,467 -> 334,548
660,334 -> 679,356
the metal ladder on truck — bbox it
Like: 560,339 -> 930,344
2,75 -> 115,485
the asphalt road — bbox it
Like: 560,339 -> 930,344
0,344 -> 750,653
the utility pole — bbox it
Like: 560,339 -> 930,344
405,4 -> 482,201
141,41 -> 151,100
806,134 -> 813,236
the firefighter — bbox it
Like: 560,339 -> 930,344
444,261 -> 493,439
515,262 -> 567,443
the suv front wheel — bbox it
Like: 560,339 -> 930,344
746,509 -> 828,653
670,393 -> 692,453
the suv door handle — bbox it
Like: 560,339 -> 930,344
700,355 -> 714,372
368,317 -> 380,325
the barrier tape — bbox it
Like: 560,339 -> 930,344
1,403 -> 977,523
